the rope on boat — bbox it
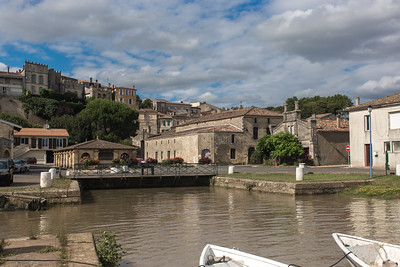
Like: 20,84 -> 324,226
329,251 -> 352,267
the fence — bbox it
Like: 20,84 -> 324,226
68,163 -> 218,179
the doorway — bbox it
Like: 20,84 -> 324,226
365,144 -> 371,167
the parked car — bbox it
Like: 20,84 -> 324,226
21,159 -> 30,172
13,159 -> 24,173
26,157 -> 37,164
0,158 -> 14,186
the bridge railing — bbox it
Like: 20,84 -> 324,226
68,163 -> 218,178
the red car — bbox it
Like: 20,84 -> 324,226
26,157 -> 37,164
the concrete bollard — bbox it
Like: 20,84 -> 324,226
299,163 -> 306,174
228,166 -> 235,174
49,168 -> 57,180
40,172 -> 52,188
296,167 -> 304,181
396,164 -> 400,176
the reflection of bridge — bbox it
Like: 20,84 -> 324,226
68,163 -> 218,190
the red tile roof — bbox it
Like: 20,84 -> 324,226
148,124 -> 243,140
14,128 -> 69,137
346,92 -> 400,112
316,118 -> 349,132
57,139 -> 138,151
178,107 -> 282,126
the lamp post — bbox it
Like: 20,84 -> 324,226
368,105 -> 372,179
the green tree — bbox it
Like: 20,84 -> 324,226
49,115 -> 92,145
136,95 -> 152,109
78,99 -> 139,143
256,132 -> 304,165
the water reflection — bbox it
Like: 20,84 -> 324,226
0,187 -> 399,266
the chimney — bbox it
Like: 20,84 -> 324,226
133,85 -> 135,89
90,77 -> 92,83
295,101 -> 299,111
7,66 -> 10,73
337,115 -> 341,128
355,97 -> 360,106
284,103 -> 288,113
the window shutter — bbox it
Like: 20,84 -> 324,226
38,138 -> 42,149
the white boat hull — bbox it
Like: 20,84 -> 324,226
199,244 -> 290,267
332,233 -> 400,267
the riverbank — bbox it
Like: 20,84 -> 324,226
216,173 -> 400,198
0,179 -> 80,210
1,233 -> 99,266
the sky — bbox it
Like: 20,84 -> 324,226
0,0 -> 399,108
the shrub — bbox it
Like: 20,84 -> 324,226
127,158 -> 140,167
248,150 -> 263,164
96,231 -> 126,267
145,158 -> 157,164
161,159 -> 173,165
199,157 -> 212,164
171,157 -> 184,164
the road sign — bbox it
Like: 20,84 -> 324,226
346,145 -> 350,152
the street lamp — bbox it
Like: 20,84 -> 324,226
368,105 -> 372,178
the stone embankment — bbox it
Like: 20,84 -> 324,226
2,233 -> 99,266
213,176 -> 373,194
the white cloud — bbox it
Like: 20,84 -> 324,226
0,0 -> 399,108
355,75 -> 400,98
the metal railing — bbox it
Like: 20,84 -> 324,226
68,163 -> 218,179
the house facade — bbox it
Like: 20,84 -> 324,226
54,139 -> 139,169
347,94 -> 400,170
0,68 -> 24,96
273,101 -> 349,165
13,128 -> 69,163
145,107 -> 283,164
115,86 -> 137,110
0,119 -> 22,158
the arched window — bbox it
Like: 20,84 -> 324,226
120,153 -> 129,161
81,152 -> 90,159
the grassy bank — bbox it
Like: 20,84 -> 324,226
224,173 -> 400,199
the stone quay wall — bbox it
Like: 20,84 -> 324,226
212,176 -> 373,195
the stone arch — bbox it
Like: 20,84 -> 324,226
120,153 -> 129,161
81,152 -> 90,159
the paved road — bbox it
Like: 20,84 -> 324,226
11,164 -> 55,187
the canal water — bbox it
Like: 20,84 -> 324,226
1,187 -> 400,266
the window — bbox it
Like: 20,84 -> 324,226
56,139 -> 63,148
31,86 -> 35,93
2,87 -> 7,94
42,138 -> 49,148
119,98 -> 123,103
162,120 -> 165,126
364,115 -> 371,131
389,112 -> 400,129
167,121 -> 170,126
393,141 -> 400,152
267,118 -> 270,124
174,151 -> 176,158
167,151 -> 170,158
155,151 -> 158,160
231,134 -> 235,143
161,151 -> 163,160
31,138 -> 36,148
131,90 -> 135,96
119,89 -> 123,95
31,74 -> 36,83
384,141 -> 391,152
230,149 -> 236,159
254,118 -> 257,123
125,89 -> 128,95
39,75 -> 43,84
128,99 -> 133,105
253,127 -> 258,139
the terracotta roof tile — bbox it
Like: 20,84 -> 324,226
178,107 -> 282,126
14,128 -> 69,137
57,139 -> 138,151
148,124 -> 243,140
346,92 -> 400,111
316,119 -> 349,132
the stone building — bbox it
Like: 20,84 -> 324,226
54,139 -> 139,169
149,99 -> 201,125
21,61 -> 85,98
115,86 -> 137,110
13,128 -> 69,164
190,101 -> 223,115
346,93 -> 400,169
273,101 -> 349,165
0,119 -> 22,158
145,107 -> 283,164
80,78 -> 113,101
0,68 -> 24,96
